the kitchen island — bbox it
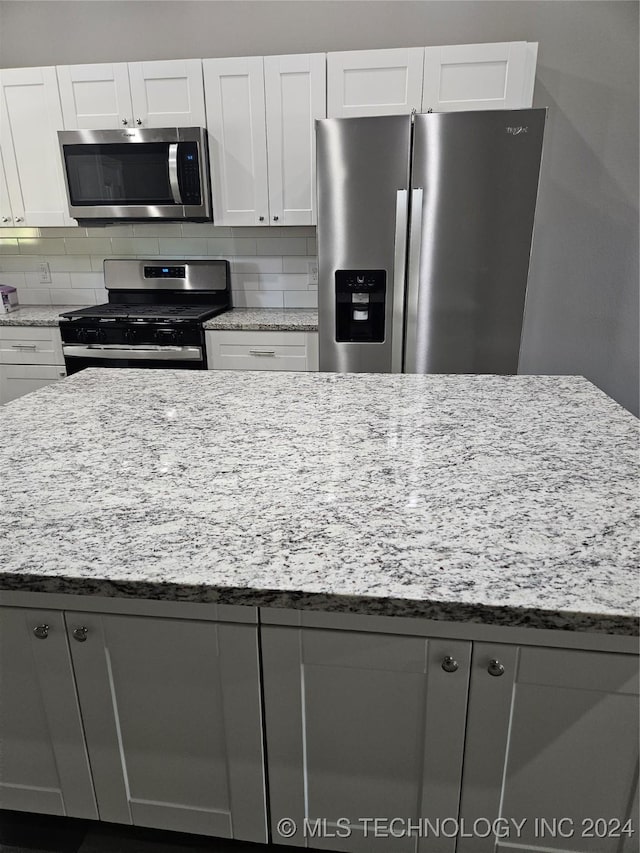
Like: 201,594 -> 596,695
1,369 -> 638,852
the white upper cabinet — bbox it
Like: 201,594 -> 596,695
58,59 -> 205,129
57,63 -> 132,129
327,47 -> 424,117
264,53 -> 326,226
422,42 -> 538,112
127,59 -> 206,126
203,56 -> 270,226
204,53 -> 326,227
0,66 -> 75,227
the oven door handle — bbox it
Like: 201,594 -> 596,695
63,345 -> 202,361
168,144 -> 183,204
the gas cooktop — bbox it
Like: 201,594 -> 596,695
60,303 -> 226,322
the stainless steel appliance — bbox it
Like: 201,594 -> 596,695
58,127 -> 211,223
59,259 -> 231,374
317,109 -> 546,373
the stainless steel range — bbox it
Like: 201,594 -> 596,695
59,259 -> 231,374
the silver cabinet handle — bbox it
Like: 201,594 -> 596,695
11,344 -> 37,350
273,215 -> 279,222
72,626 -> 88,642
249,349 -> 276,357
15,217 -> 24,223
441,655 -> 459,673
391,188 -> 409,373
1,216 -> 10,223
488,659 -> 505,677
122,118 -> 128,125
258,216 -> 265,222
33,624 -> 49,640
136,118 -> 142,126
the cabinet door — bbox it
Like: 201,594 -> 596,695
262,626 -> 471,852
422,42 -> 537,112
458,644 -> 639,853
0,608 -> 97,818
66,612 -> 267,842
57,62 -> 132,129
327,48 -> 424,117
0,364 -> 67,404
203,56 -> 269,226
0,67 -> 75,226
128,59 -> 206,127
264,53 -> 326,225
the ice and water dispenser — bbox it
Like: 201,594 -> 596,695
335,270 -> 386,342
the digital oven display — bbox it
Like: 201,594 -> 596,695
144,266 -> 186,279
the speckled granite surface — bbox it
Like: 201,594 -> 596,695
0,306 -> 77,326
203,308 -> 318,331
0,369 -> 637,635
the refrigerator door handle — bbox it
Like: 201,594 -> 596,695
404,187 -> 424,373
391,189 -> 409,373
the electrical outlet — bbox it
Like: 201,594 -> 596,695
38,261 -> 51,284
308,261 -> 318,285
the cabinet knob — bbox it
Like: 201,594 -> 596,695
72,626 -> 88,642
441,655 -> 459,673
122,118 -> 129,126
1,216 -> 10,223
258,216 -> 265,222
33,624 -> 49,640
15,217 -> 24,223
488,659 -> 505,677
273,215 -> 279,222
136,118 -> 142,126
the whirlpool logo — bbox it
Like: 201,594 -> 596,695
506,126 -> 528,136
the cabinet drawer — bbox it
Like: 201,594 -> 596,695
0,326 -> 64,365
0,363 -> 67,404
207,331 -> 318,372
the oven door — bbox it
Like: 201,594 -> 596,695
63,344 -> 205,375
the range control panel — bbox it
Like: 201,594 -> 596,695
335,270 -> 386,342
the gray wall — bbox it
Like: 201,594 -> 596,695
1,1 -> 638,414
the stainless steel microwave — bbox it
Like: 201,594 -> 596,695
57,127 -> 212,223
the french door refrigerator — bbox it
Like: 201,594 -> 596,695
316,109 -> 546,373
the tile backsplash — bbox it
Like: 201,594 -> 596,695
0,223 -> 318,309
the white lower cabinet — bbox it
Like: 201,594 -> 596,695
0,603 -> 267,843
3,598 -> 637,850
261,613 -> 639,853
206,330 -> 319,371
0,325 -> 66,404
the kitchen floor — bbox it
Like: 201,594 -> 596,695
0,812 -> 298,853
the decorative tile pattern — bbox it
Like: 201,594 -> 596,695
0,370 -> 637,636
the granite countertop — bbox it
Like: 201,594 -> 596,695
0,306 -> 77,327
0,307 -> 319,331
0,370 -> 637,635
203,308 -> 318,331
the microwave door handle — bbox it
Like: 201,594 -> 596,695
168,143 -> 182,204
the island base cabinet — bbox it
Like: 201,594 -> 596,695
0,608 -> 97,819
457,643 -> 640,853
65,612 -> 267,843
261,624 -> 472,852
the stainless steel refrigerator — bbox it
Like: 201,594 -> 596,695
316,109 -> 546,373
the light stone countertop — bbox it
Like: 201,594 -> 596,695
0,369 -> 637,635
203,308 -> 318,331
0,306 -> 78,326
0,307 -> 319,331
